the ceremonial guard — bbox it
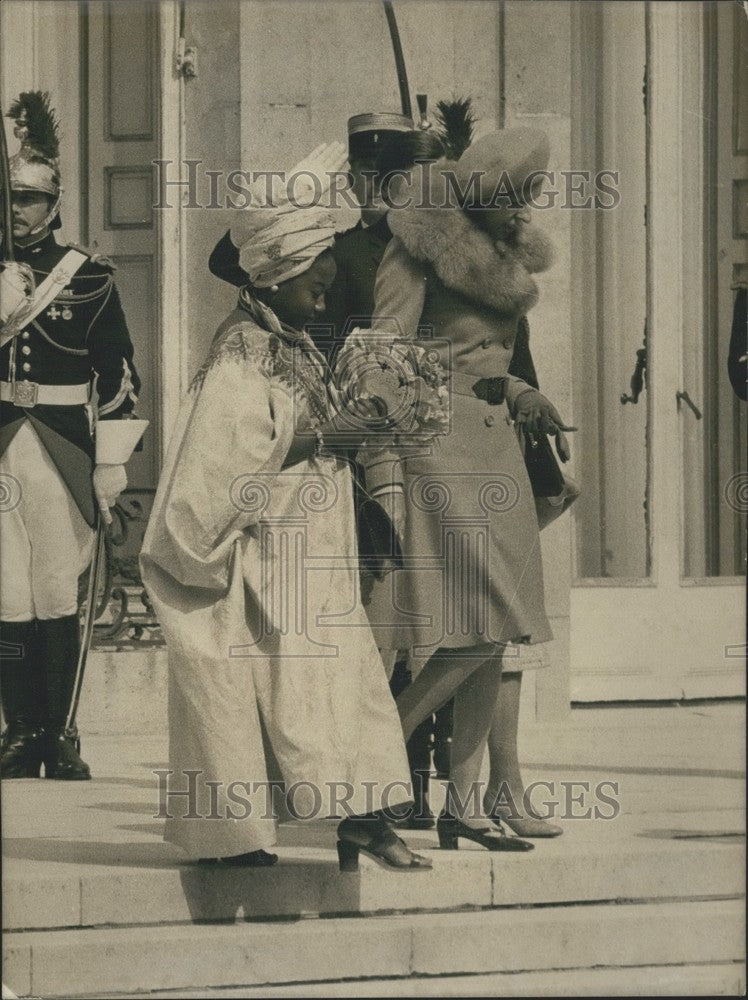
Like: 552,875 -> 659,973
0,92 -> 142,780
322,112 -> 414,345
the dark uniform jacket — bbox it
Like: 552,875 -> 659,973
0,232 -> 140,525
323,215 -> 392,343
208,219 -> 540,385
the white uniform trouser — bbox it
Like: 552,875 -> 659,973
0,421 -> 94,621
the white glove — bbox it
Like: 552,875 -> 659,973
93,464 -> 127,525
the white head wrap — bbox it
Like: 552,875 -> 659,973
230,141 -> 355,288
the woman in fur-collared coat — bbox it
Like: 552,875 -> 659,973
360,128 -> 574,851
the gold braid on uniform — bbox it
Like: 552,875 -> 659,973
30,270 -> 115,356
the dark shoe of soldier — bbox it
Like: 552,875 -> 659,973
197,850 -> 279,867
38,615 -> 92,780
411,781 -> 436,830
387,799 -> 435,829
387,798 -> 432,830
44,726 -> 91,781
1,620 -> 45,779
1,720 -> 45,779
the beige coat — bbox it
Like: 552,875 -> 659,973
359,205 -> 555,654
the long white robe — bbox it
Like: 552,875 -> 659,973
140,306 -> 410,859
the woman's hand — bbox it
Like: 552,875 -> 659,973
514,389 -> 576,462
320,397 -> 390,450
283,399 -> 394,469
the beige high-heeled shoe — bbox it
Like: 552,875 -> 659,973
487,803 -> 563,838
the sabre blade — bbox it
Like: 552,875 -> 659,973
65,523 -> 107,733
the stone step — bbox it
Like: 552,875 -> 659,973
3,838 -> 743,931
4,899 -> 744,999
98,961 -> 747,998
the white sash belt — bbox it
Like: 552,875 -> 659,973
0,381 -> 90,407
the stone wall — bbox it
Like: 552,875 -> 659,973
181,0 -> 504,370
180,1 -> 243,378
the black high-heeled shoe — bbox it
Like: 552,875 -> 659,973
197,850 -> 278,867
337,816 -> 433,872
437,813 -> 534,852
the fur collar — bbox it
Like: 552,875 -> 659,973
387,166 -> 554,314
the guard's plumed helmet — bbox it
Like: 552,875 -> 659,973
7,91 -> 63,231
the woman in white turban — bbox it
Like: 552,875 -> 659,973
140,144 -> 430,872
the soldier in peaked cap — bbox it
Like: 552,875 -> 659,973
344,111 -> 414,227
207,110 -> 415,350
0,92 -> 142,781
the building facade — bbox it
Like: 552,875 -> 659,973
1,0 -> 745,723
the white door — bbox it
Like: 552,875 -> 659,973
569,2 -> 746,701
84,0 -> 161,491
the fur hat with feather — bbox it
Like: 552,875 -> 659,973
387,126 -> 554,315
434,96 -> 476,161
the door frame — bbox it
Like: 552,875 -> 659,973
569,2 -> 745,702
157,1 -> 189,455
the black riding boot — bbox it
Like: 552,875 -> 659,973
1,620 -> 45,778
387,660 -> 436,829
388,658 -> 411,700
404,715 -> 436,829
39,615 -> 91,780
432,699 -> 454,780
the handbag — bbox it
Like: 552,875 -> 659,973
516,425 -> 580,530
521,428 -> 566,497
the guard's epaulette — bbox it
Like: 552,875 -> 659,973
65,241 -> 117,272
